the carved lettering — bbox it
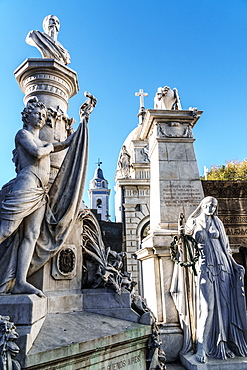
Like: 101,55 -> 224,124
98,352 -> 141,370
163,184 -> 202,207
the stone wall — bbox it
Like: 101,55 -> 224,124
202,180 -> 247,293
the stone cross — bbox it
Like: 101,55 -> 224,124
135,89 -> 148,109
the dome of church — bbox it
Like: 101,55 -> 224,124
89,163 -> 108,189
94,167 -> 105,180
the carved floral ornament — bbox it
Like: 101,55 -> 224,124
156,122 -> 193,138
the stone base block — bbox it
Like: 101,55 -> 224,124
82,288 -> 140,322
159,323 -> 183,363
180,352 -> 247,369
20,311 -> 151,369
45,289 -> 83,314
0,294 -> 47,354
0,294 -> 47,324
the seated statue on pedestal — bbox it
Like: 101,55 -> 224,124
26,15 -> 71,65
171,196 -> 247,363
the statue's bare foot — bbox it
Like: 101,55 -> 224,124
196,348 -> 207,363
12,282 -> 45,298
226,348 -> 235,358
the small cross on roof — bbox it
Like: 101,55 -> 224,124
135,88 -> 148,109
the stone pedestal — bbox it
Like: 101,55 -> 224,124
136,109 -> 204,361
180,352 -> 247,369
14,58 -> 79,182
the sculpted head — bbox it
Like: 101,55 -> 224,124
22,97 -> 48,129
200,196 -> 218,216
43,15 -> 60,39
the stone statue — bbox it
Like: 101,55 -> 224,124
172,196 -> 247,363
118,145 -> 131,178
0,94 -> 96,297
154,86 -> 182,110
26,15 -> 71,65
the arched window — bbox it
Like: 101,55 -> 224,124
141,221 -> 150,241
96,199 -> 102,208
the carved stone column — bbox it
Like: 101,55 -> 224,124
14,58 -> 79,182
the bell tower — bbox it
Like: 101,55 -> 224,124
88,160 -> 111,221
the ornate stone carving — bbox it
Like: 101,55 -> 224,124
52,245 -> 77,279
26,15 -> 71,65
202,180 -> 247,198
154,86 -> 182,110
140,144 -> 150,162
131,295 -> 166,369
80,210 -> 136,295
0,316 -> 21,370
157,122 -> 193,138
59,248 -> 75,274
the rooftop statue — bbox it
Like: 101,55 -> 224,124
154,86 -> 182,110
26,15 -> 71,65
0,93 -> 96,297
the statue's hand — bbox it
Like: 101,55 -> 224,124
44,143 -> 54,153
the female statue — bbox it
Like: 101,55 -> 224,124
185,196 -> 247,362
171,196 -> 247,363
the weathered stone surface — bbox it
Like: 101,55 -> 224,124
21,311 -> 151,369
0,294 -> 47,325
82,288 -> 140,322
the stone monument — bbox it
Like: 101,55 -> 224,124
131,87 -> 205,361
0,16 -> 162,369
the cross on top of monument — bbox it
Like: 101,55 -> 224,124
135,89 -> 148,109
96,158 -> 102,167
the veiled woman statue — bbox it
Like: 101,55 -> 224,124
171,196 -> 247,363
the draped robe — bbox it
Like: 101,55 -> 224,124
171,215 -> 247,359
0,117 -> 88,292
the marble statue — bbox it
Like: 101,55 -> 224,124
26,15 -> 71,65
154,86 -> 182,110
118,145 -> 131,178
0,93 -> 96,297
172,196 -> 247,363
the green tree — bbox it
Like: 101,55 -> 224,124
203,160 -> 247,180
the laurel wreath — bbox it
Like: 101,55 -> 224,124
170,234 -> 200,271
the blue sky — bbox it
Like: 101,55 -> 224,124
0,0 -> 247,219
